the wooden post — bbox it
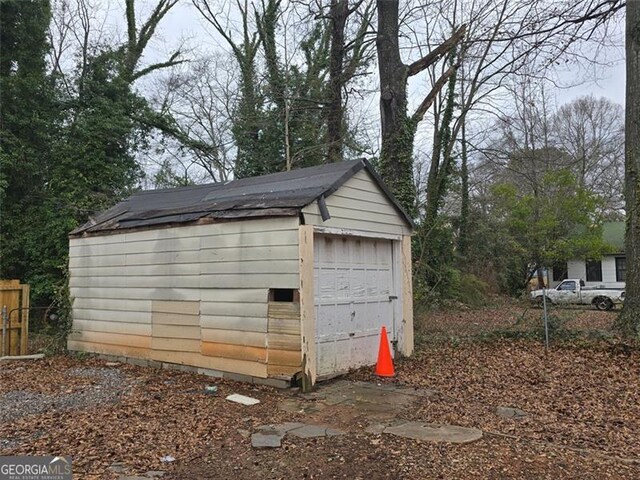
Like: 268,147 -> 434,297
20,284 -> 30,355
298,225 -> 316,391
0,280 -> 30,356
400,235 -> 414,356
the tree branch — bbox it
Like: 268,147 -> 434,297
193,0 -> 246,61
412,64 -> 457,124
407,24 -> 466,77
125,0 -> 137,51
132,51 -> 186,81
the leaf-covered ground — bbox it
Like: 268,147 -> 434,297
1,307 -> 639,479
416,297 -> 618,341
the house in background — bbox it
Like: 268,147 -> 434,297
67,159 -> 414,388
550,222 -> 626,288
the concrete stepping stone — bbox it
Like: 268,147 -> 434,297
288,424 -> 330,439
251,431 -> 284,448
252,422 -> 345,447
226,394 -> 260,406
252,423 -> 306,448
496,406 -> 528,419
383,422 -> 482,444
287,424 -> 345,439
365,424 -> 387,435
256,422 -> 305,435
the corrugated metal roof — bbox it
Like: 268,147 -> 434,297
71,159 -> 414,236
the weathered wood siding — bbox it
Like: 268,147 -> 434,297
267,301 -> 302,377
301,170 -> 412,236
68,217 -> 300,378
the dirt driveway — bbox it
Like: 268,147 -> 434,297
1,310 -> 639,479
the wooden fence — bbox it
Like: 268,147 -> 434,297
0,280 -> 30,356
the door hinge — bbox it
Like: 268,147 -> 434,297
389,295 -> 398,300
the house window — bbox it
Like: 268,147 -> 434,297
552,262 -> 568,282
586,260 -> 602,282
616,257 -> 626,282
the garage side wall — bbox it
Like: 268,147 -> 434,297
68,217 -> 300,378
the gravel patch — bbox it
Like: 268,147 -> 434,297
0,367 -> 134,424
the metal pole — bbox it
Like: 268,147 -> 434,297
1,305 -> 7,358
542,288 -> 549,352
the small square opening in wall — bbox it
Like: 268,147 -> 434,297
269,288 -> 299,302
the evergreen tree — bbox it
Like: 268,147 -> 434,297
0,0 -> 59,303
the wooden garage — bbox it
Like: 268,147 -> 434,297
68,159 -> 414,387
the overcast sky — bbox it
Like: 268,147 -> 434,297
93,0 -> 627,181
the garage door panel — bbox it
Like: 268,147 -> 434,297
350,269 -> 366,297
318,237 -> 335,262
316,305 -> 334,337
381,270 -> 392,295
350,240 -> 364,264
317,341 -> 337,376
351,337 -> 373,370
315,234 -> 395,377
319,269 -> 337,298
367,303 -> 382,332
335,238 -> 350,263
334,303 -> 352,332
335,338 -> 352,370
353,306 -> 371,332
336,270 -> 350,297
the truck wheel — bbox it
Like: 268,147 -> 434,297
594,297 -> 614,311
535,296 -> 553,308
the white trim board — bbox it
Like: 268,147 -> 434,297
312,226 -> 402,241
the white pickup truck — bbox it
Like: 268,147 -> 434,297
530,279 -> 625,311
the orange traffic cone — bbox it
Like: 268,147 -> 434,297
375,326 -> 395,377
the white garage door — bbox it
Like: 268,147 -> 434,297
314,234 -> 396,378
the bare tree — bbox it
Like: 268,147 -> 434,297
48,0 -> 111,95
554,96 -> 625,216
148,55 -> 238,183
121,0 -> 185,82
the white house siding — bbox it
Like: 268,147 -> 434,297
68,217 -> 300,378
566,256 -> 625,288
566,259 -> 586,283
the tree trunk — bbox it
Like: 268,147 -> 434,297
424,48 -> 458,228
458,119 -> 470,257
376,2 -> 464,217
616,1 -> 640,336
376,0 -> 415,215
327,0 -> 348,163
